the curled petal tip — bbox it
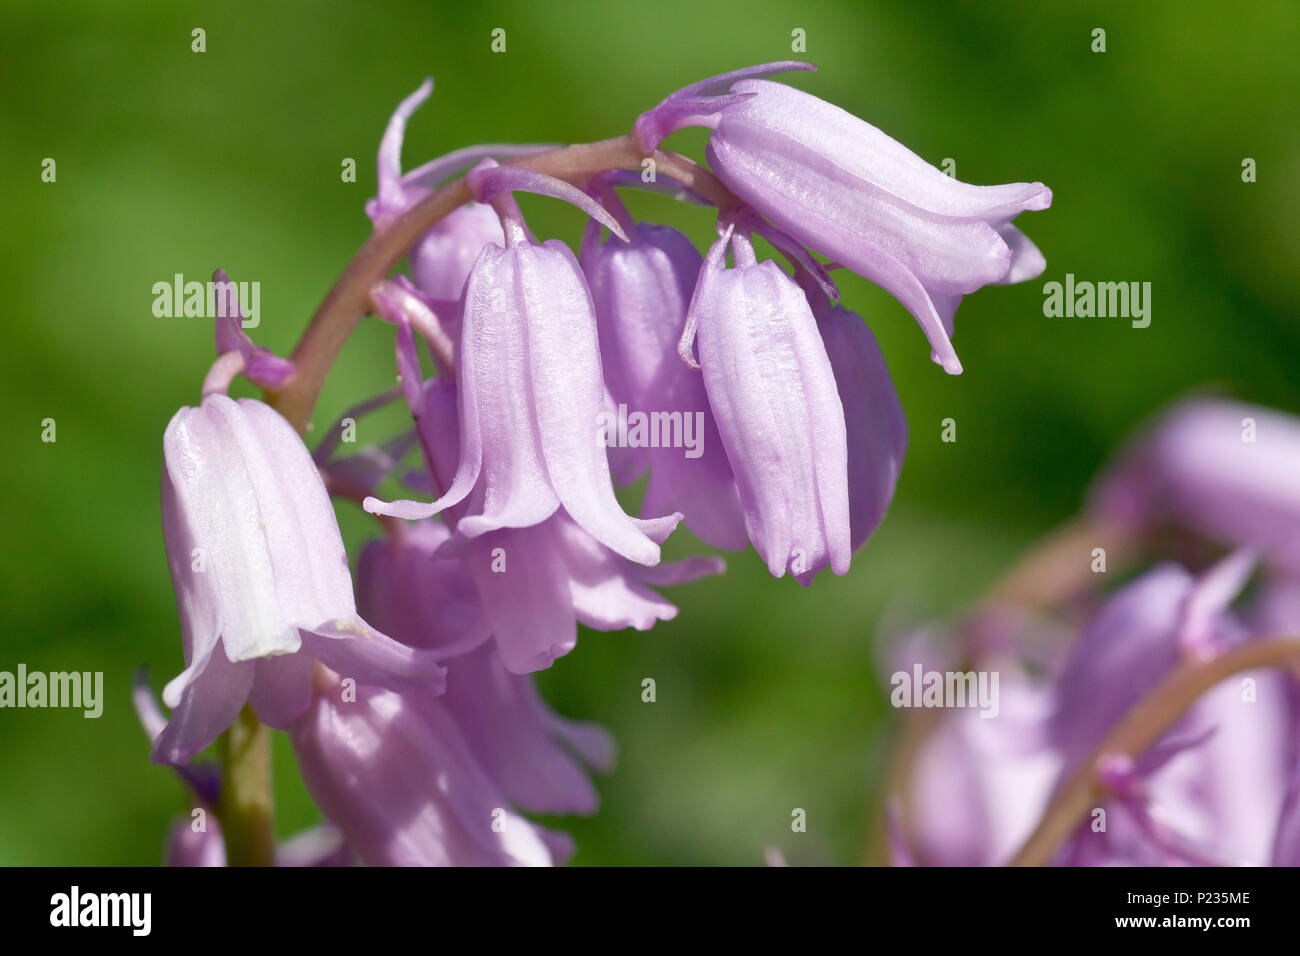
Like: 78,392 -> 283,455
1026,183 -> 1053,210
702,557 -> 727,576
635,511 -> 684,545
928,332 -> 964,376
363,495 -> 439,520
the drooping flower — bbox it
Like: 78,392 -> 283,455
290,667 -> 570,867
580,193 -> 747,551
377,336 -> 724,674
1042,553 -> 1263,867
356,520 -> 617,813
1092,398 -> 1300,576
365,160 -> 680,567
156,394 -> 443,764
679,217 -> 850,583
456,513 -> 724,673
896,555 -> 1299,866
635,62 -> 1051,373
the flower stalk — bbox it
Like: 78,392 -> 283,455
217,705 -> 275,867
882,517 -> 1137,862
1009,635 -> 1300,866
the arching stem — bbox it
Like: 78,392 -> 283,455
267,136 -> 737,433
1009,635 -> 1300,866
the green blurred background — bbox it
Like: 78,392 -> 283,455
0,0 -> 1296,865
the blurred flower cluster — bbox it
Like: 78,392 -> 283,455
143,63 -> 1050,865
893,399 -> 1300,866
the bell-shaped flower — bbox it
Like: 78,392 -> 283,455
357,520 -> 617,813
635,62 -> 1051,373
899,555 -> 1297,866
1050,552 -> 1254,763
365,160 -> 679,567
680,218 -> 850,583
156,394 -> 443,764
457,514 -> 723,673
1092,398 -> 1300,575
387,362 -> 724,674
1045,552 -> 1290,866
408,203 -> 504,304
580,197 -> 747,551
290,667 -> 569,867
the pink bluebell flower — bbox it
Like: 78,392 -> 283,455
357,521 -> 616,814
290,666 -> 570,867
636,62 -> 1051,373
680,217 -> 850,583
380,338 -> 723,673
365,160 -> 680,567
580,191 -> 747,551
156,394 -> 443,763
897,555 -> 1299,866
